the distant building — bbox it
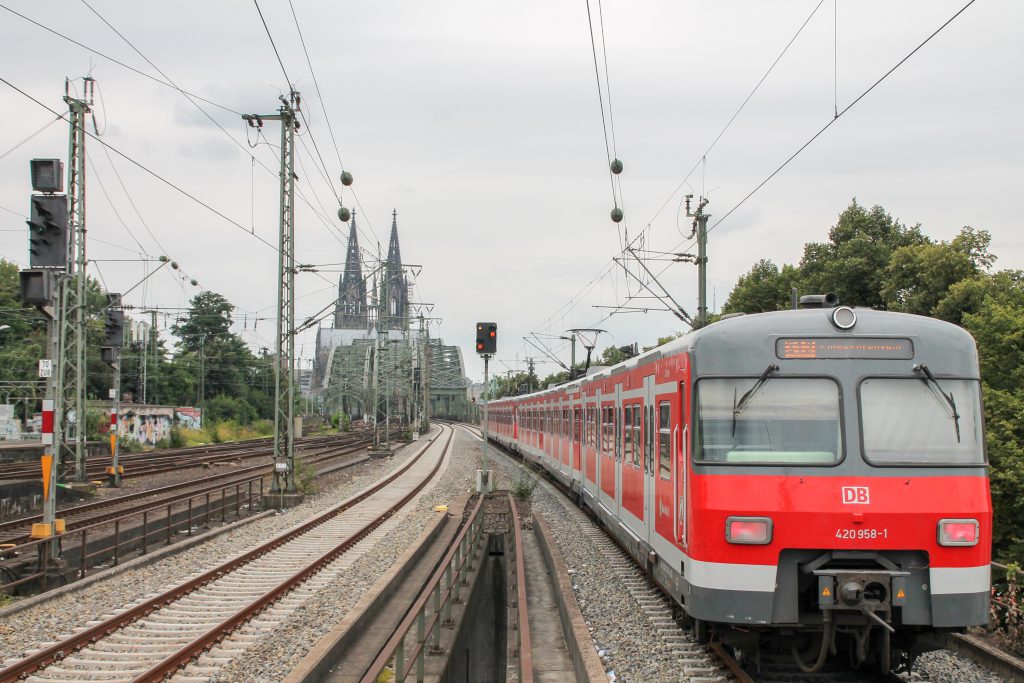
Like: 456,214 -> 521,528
314,210 -> 471,421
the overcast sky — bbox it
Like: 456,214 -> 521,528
1,0 -> 1020,383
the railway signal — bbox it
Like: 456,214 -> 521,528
476,322 -> 497,354
27,194 -> 69,268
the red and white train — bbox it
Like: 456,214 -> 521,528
485,300 -> 991,673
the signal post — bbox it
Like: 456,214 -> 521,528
475,322 -> 496,493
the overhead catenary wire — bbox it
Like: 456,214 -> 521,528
0,75 -> 279,250
75,1 -> 360,273
641,0 -> 827,235
0,113 -> 62,162
707,0 -> 979,236
0,4 -> 240,116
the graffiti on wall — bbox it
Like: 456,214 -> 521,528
112,405 -> 203,445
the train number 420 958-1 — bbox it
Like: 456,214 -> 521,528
835,528 -> 889,540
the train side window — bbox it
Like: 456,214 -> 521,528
659,402 -> 671,480
630,403 -> 638,466
574,408 -> 581,442
623,406 -> 634,466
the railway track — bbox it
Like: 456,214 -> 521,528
0,432 -> 357,483
0,423 -> 453,683
0,432 -> 383,548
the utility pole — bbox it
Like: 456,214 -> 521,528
197,333 -> 206,419
139,321 -> 147,404
244,91 -> 300,501
420,315 -> 430,433
101,293 -> 124,487
685,194 -> 710,328
372,260 -> 390,456
149,309 -> 158,403
22,153 -> 68,555
560,333 -> 577,379
63,77 -> 93,485
481,353 -> 491,479
110,356 -> 121,485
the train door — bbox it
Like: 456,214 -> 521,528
676,380 -> 688,547
593,389 -> 602,497
614,383 -> 623,519
584,399 -> 597,486
643,375 -> 656,544
572,405 -> 582,482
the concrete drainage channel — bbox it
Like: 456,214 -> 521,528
288,491 -> 605,683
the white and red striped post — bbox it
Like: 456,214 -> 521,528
39,400 -> 57,539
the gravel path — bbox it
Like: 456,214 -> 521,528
0,435 -> 418,664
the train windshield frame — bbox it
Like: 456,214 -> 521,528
859,376 -> 986,466
694,376 -> 843,466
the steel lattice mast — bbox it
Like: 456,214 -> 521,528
244,92 -> 299,495
61,77 -> 92,483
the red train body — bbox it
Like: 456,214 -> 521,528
485,305 -> 991,672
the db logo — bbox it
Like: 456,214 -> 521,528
841,486 -> 870,504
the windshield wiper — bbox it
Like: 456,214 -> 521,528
732,364 -> 780,436
914,364 -> 961,443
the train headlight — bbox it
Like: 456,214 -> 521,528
726,516 -> 773,545
938,519 -> 979,546
831,306 -> 857,330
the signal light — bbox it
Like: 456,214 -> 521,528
725,516 -> 772,545
938,519 -> 978,546
27,194 -> 69,268
104,295 -> 124,347
475,322 -> 497,354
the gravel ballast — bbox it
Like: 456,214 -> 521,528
0,434 -> 422,664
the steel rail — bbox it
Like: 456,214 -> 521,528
509,492 -> 535,683
0,439 -> 381,594
0,434 -> 383,539
0,425 -> 450,683
360,493 -> 486,683
0,432 -> 355,481
134,426 -> 453,682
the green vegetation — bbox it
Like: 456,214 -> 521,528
293,456 -> 318,495
992,563 -> 1024,654
511,467 -> 538,501
722,199 -> 1024,564
1,266 -> 284,428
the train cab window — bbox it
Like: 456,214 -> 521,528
860,377 -> 984,465
658,402 -> 672,480
695,377 -> 841,465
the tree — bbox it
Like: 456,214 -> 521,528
167,291 -> 274,418
881,227 -> 994,317
799,200 -> 928,308
721,260 -> 801,314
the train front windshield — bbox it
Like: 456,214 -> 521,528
860,378 -> 985,465
695,378 -> 842,465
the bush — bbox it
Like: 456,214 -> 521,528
511,467 -> 537,501
329,412 -> 341,430
341,413 -> 352,432
992,563 -> 1024,655
205,394 -> 257,425
118,437 -> 145,453
294,457 -> 317,495
169,427 -> 186,448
